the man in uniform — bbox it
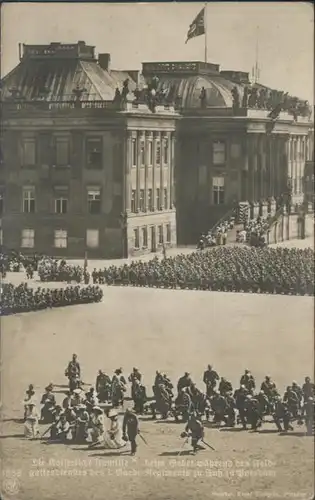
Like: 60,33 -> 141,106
65,354 -> 81,391
175,387 -> 192,423
218,377 -> 233,396
244,395 -> 262,431
177,372 -> 193,394
111,368 -> 127,408
128,367 -> 142,400
273,396 -> 293,432
122,407 -> 140,456
182,411 -> 204,455
203,365 -> 219,397
240,370 -> 256,393
234,385 -> 249,429
283,386 -> 300,418
95,370 -> 111,403
300,396 -> 314,435
211,390 -> 228,426
132,379 -> 147,414
302,377 -> 315,401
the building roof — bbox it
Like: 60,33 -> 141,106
1,44 -> 137,102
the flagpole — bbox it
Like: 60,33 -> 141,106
204,3 -> 208,63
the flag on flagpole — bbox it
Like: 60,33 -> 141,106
185,7 -> 205,44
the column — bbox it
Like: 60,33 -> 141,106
274,136 -> 280,197
248,134 -> 255,202
144,131 -> 151,211
136,131 -> 142,212
166,131 -> 171,210
160,134 -> 165,210
123,131 -> 132,212
152,132 -> 157,211
170,132 -> 175,208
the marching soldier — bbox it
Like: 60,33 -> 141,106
211,391 -> 228,426
123,407 -> 140,456
291,381 -> 303,404
257,390 -> 270,416
225,391 -> 236,427
273,397 -> 293,433
218,377 -> 233,396
234,385 -> 249,429
175,387 -> 192,423
240,370 -> 256,393
132,379 -> 147,414
283,386 -> 300,418
301,397 -> 314,435
177,372 -> 193,394
203,365 -> 219,397
152,382 -> 173,420
245,395 -> 262,431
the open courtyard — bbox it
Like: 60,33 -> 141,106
1,272 -> 314,500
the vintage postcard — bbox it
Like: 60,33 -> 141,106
0,2 -> 314,500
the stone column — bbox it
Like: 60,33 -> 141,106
136,131 -> 142,212
123,131 -> 132,212
170,132 -> 175,208
160,134 -> 165,210
269,136 -> 275,198
166,131 -> 171,210
152,131 -> 157,211
144,131 -> 151,212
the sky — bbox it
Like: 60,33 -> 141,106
1,2 -> 314,102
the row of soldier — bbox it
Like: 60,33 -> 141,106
22,355 -> 314,455
1,283 -> 103,315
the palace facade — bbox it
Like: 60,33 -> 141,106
0,41 -> 313,255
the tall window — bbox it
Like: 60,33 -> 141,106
86,229 -> 99,248
158,225 -> 164,244
0,192 -> 3,216
163,138 -> 169,164
55,197 -> 68,214
148,189 -> 153,211
21,229 -> 35,248
132,139 -> 137,167
86,138 -> 102,169
55,137 -> 70,166
139,189 -> 145,212
54,229 -> 67,248
148,141 -> 153,166
131,190 -> 136,213
164,188 -> 168,210
23,186 -> 36,213
22,138 -> 36,167
142,227 -> 148,248
212,177 -> 225,205
134,228 -> 140,249
156,142 -> 161,166
156,188 -> 161,210
140,141 -> 145,166
213,141 -> 226,165
87,188 -> 101,214
166,223 -> 171,243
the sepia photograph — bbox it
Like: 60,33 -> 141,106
0,2 -> 314,500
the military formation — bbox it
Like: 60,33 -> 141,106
22,355 -> 314,456
0,249 -> 44,277
0,283 -> 103,315
38,259 -> 89,284
90,247 -> 314,296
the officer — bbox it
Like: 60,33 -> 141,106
240,370 -> 256,393
122,407 -> 140,456
183,411 -> 204,455
273,397 -> 293,432
203,365 -> 220,397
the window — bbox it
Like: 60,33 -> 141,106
54,229 -> 67,248
156,188 -> 161,210
140,141 -> 145,166
86,229 -> 99,248
166,224 -> 171,243
158,225 -> 164,244
139,189 -> 145,212
148,141 -> 153,165
156,142 -> 161,165
0,192 -> 3,216
55,138 -> 70,166
132,139 -> 137,167
134,228 -> 140,249
213,141 -> 226,165
86,138 -> 102,169
148,189 -> 153,211
23,187 -> 36,213
142,227 -> 148,248
87,188 -> 101,214
22,138 -> 36,166
164,188 -> 168,210
55,197 -> 68,214
163,138 -> 169,164
131,190 -> 136,213
21,229 -> 35,248
212,176 -> 225,205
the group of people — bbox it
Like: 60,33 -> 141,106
22,355 -> 314,456
0,249 -> 44,277
38,259 -> 89,284
236,215 -> 269,247
89,247 -> 314,296
197,217 -> 235,250
0,283 -> 103,315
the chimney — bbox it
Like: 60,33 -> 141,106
98,53 -> 111,72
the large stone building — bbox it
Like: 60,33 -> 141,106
1,41 -> 313,255
0,42 -> 177,257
